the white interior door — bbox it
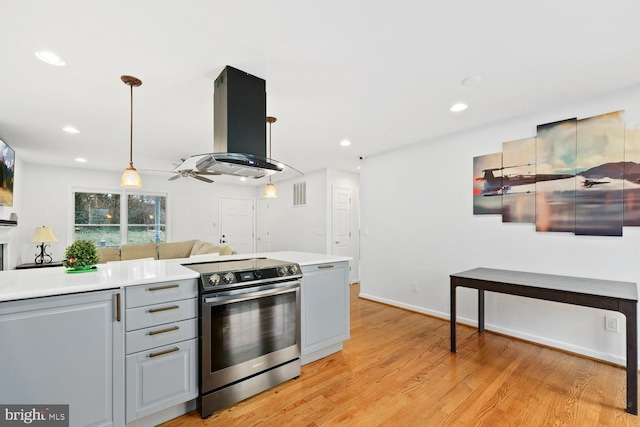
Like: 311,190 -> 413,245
219,197 -> 254,254
256,198 -> 271,253
332,186 -> 351,257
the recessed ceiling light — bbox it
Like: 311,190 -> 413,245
239,177 -> 247,182
340,140 -> 351,147
450,103 -> 468,112
461,75 -> 482,87
74,157 -> 87,163
63,126 -> 79,134
35,51 -> 66,66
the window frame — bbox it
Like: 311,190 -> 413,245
69,186 -> 170,246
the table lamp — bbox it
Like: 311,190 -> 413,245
31,226 -> 58,264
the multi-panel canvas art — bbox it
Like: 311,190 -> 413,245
535,119 -> 577,233
474,110 -> 638,237
473,152 -> 502,215
502,137 -> 536,224
575,112 -> 624,236
624,122 -> 640,226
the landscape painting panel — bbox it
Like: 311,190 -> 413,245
502,137 -> 536,223
473,152 -> 502,215
535,119 -> 576,233
575,111 -> 624,236
0,139 -> 14,207
623,122 -> 640,226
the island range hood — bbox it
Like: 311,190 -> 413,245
174,66 -> 285,179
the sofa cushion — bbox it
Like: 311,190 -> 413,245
120,243 -> 158,260
190,240 -> 235,256
97,247 -> 121,263
158,240 -> 197,260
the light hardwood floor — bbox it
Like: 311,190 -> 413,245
163,283 -> 639,426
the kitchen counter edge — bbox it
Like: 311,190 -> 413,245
0,251 -> 351,302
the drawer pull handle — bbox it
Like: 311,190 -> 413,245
148,347 -> 179,358
115,293 -> 121,322
318,265 -> 334,269
148,284 -> 180,292
148,326 -> 179,336
148,305 -> 180,313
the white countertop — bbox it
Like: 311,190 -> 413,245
0,251 -> 351,302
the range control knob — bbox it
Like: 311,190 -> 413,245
223,272 -> 235,284
288,265 -> 299,275
277,266 -> 288,277
208,274 -> 221,286
254,270 -> 263,279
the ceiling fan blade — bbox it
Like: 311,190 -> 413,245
168,174 -> 181,181
194,175 -> 214,183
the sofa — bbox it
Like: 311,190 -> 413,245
97,239 -> 236,263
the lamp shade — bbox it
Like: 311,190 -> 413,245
264,182 -> 278,198
121,166 -> 142,188
31,226 -> 58,243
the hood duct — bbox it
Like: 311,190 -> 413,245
214,66 -> 266,158
173,66 -> 293,180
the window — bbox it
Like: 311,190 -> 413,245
74,192 -> 121,246
127,194 -> 166,244
73,190 -> 167,246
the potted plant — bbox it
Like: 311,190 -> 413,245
62,240 -> 100,272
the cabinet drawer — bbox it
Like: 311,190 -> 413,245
125,339 -> 197,423
126,319 -> 196,354
126,279 -> 197,308
126,298 -> 197,332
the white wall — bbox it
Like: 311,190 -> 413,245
269,170 -> 328,253
13,162 -> 256,266
360,84 -> 640,366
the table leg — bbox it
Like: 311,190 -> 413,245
450,279 -> 457,353
621,300 -> 638,415
478,289 -> 485,333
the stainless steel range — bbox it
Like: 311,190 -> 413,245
185,258 -> 302,418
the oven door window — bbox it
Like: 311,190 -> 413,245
209,291 -> 297,371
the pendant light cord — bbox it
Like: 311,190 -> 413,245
129,83 -> 134,167
266,116 -> 277,185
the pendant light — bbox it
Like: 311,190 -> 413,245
264,116 -> 278,198
120,75 -> 142,188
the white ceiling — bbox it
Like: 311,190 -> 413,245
2,1 -> 640,185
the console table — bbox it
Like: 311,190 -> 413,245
15,261 -> 63,270
450,267 -> 638,415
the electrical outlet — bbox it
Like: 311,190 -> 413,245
411,282 -> 418,293
605,316 -> 619,333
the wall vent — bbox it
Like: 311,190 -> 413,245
293,182 -> 306,207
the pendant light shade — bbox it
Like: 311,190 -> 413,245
264,182 -> 278,198
120,75 -> 142,188
121,166 -> 141,187
264,116 -> 278,198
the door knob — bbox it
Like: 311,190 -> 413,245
335,240 -> 339,244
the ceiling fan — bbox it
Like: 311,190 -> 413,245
168,169 -> 219,183
141,157 -> 220,183
168,156 -> 221,183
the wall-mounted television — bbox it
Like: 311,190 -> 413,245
0,138 -> 15,207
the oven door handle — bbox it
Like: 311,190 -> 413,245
203,281 -> 300,306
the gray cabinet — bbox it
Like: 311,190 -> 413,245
0,289 -> 125,427
124,279 -> 198,423
300,261 -> 350,365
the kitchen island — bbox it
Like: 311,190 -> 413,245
0,251 -> 351,427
